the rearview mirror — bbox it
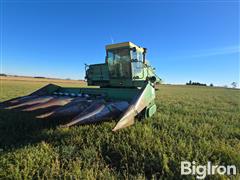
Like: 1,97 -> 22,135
131,47 -> 136,52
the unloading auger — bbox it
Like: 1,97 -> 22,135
1,42 -> 161,131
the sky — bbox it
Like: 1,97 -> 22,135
1,0 -> 239,87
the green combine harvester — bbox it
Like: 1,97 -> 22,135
1,42 -> 160,131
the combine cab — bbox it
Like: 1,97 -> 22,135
1,42 -> 160,131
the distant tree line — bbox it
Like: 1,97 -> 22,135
0,73 -> 7,76
34,76 -> 46,79
186,80 -> 238,88
186,80 -> 208,86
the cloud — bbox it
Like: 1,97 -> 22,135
165,46 -> 240,60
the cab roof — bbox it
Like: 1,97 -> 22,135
105,42 -> 144,52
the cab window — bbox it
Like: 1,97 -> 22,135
107,48 -> 131,78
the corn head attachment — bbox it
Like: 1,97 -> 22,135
0,42 -> 160,131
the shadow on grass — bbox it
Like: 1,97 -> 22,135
101,143 -> 163,179
101,144 -> 124,172
0,107 -> 65,149
0,106 -> 113,149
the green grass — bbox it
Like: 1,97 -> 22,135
0,80 -> 239,179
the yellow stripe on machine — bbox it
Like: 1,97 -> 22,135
106,42 -> 144,52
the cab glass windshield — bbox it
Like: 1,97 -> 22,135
107,48 -> 131,78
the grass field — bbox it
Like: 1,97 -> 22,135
0,78 -> 239,179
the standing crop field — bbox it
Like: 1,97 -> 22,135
0,79 -> 239,179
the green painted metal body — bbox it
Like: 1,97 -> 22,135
86,63 -> 158,88
1,42 -> 159,131
86,42 -> 161,88
33,81 -> 156,120
55,86 -> 140,102
79,42 -> 159,120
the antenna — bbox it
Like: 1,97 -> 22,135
110,35 -> 114,44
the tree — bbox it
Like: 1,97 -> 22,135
186,80 -> 192,85
186,80 -> 206,86
210,83 -> 213,87
231,82 -> 237,88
